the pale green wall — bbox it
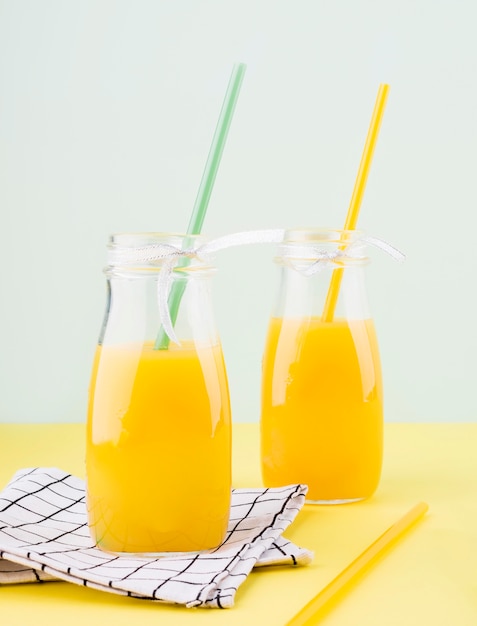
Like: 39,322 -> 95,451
1,0 -> 476,423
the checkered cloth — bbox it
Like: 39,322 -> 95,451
0,468 -> 312,608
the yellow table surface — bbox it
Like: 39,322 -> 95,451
0,422 -> 476,625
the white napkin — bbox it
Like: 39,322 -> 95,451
0,468 -> 312,608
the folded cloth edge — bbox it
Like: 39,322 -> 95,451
0,468 -> 313,609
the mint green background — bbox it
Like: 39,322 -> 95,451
1,0 -> 475,423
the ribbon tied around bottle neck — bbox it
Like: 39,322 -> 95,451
109,230 -> 404,345
278,234 -> 405,276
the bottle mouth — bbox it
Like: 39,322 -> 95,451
283,228 -> 365,245
108,232 -> 207,248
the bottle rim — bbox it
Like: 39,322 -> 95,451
282,227 -> 365,243
105,232 -> 215,273
277,228 -> 370,266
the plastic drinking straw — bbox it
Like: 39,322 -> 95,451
321,83 -> 390,323
154,62 -> 246,349
286,502 -> 429,626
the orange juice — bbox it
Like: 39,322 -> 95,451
261,316 -> 383,502
86,341 -> 231,553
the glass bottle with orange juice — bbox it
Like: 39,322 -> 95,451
86,233 -> 232,553
260,229 -> 383,503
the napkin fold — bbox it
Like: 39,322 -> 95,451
0,468 -> 312,608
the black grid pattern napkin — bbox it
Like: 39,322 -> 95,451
0,468 -> 312,608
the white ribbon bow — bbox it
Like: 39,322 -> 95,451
279,234 -> 405,276
110,230 -> 404,345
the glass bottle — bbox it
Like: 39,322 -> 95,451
86,233 -> 232,553
260,229 -> 383,503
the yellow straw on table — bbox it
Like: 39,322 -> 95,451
285,502 -> 429,626
321,83 -> 390,322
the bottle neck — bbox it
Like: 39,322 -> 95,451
272,230 -> 371,322
106,232 -> 215,275
277,228 -> 370,272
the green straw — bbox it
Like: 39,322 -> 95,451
154,62 -> 247,349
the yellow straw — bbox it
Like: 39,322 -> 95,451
285,502 -> 429,626
321,83 -> 390,322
